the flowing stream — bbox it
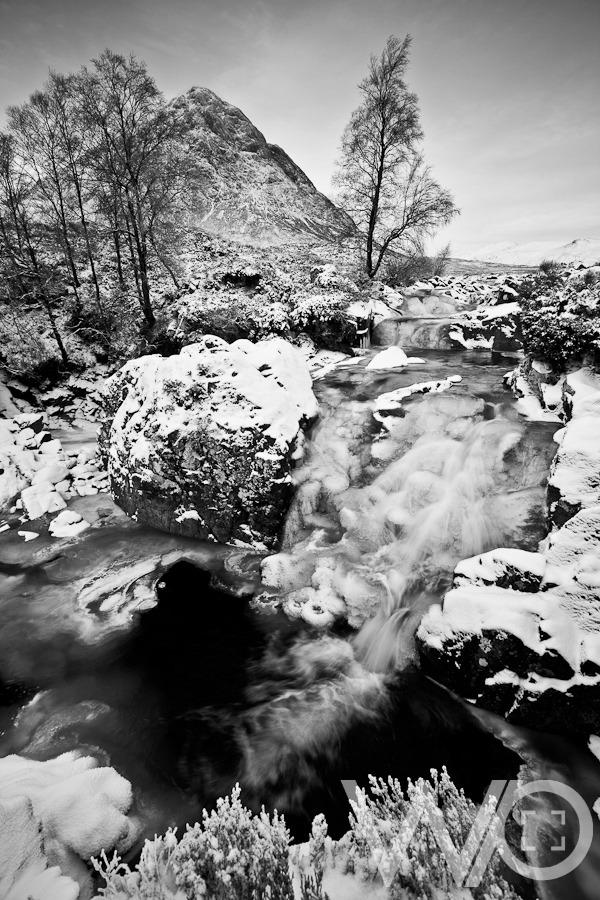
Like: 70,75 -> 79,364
0,345 -> 598,898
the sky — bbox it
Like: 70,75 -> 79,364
1,0 -> 599,254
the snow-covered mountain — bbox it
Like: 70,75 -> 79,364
172,87 -> 355,246
463,238 -> 600,267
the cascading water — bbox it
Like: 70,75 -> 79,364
0,345 -> 595,898
262,350 -> 553,675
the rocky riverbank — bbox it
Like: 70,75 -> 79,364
417,364 -> 600,736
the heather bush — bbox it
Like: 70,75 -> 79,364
173,785 -> 294,900
289,291 -> 355,349
345,768 -> 520,900
538,259 -> 561,275
92,773 -> 526,900
93,785 -> 294,900
518,276 -> 600,371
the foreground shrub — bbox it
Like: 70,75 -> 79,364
93,785 -> 294,900
174,786 -> 293,900
345,769 -> 520,899
93,771 -> 527,900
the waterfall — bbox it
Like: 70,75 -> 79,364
263,351 -> 552,674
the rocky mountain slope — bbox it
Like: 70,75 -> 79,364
463,238 -> 600,267
172,87 -> 356,246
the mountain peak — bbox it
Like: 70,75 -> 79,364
171,88 -> 355,246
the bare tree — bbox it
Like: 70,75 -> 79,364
46,71 -> 105,316
334,35 -> 459,278
80,50 -> 185,326
8,93 -> 83,313
0,133 -> 69,365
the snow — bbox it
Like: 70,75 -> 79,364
0,415 -> 107,521
454,547 -> 546,587
49,510 -> 91,539
17,530 -> 39,542
0,796 -> 79,900
20,481 -> 67,519
0,752 -> 139,897
116,336 -> 318,449
548,416 -> 600,513
464,238 -> 600,267
472,301 -> 520,320
374,375 -> 462,417
588,735 -> 600,763
366,347 -> 424,370
419,581 -> 600,679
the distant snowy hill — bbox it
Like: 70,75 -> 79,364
463,238 -> 600,267
172,87 -> 356,246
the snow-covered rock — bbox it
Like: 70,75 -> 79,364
417,420 -> 600,736
0,752 -> 138,897
449,302 -> 522,353
49,509 -> 91,539
365,347 -> 423,370
417,509 -> 600,736
99,336 -> 319,548
0,796 -> 80,900
548,416 -> 600,526
0,415 -> 107,520
417,354 -> 600,736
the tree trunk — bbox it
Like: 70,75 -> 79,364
21,220 -> 69,366
127,193 -> 155,326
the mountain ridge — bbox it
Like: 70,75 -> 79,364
462,238 -> 600,267
172,86 -> 356,247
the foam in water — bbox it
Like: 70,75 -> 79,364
262,377 -> 550,674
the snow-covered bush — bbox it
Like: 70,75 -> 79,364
289,291 -> 355,349
92,773 -> 524,900
519,276 -> 600,371
93,786 -> 294,900
92,831 -> 182,899
179,292 -> 291,343
173,785 -> 294,900
345,769 -> 520,900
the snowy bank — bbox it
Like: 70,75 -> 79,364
417,366 -> 600,735
0,751 -> 138,898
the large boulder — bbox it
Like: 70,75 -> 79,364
417,508 -> 600,736
99,337 -> 319,549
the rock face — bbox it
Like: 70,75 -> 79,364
416,370 -> 600,736
99,336 -> 319,549
172,87 -> 356,246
